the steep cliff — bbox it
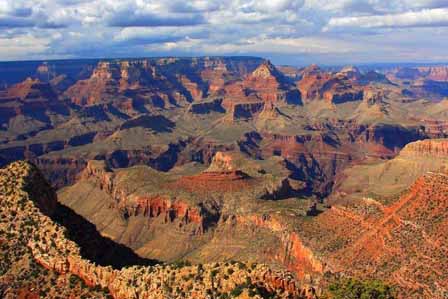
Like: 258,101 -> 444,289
332,138 -> 448,204
304,172 -> 448,298
297,65 -> 364,104
1,161 -> 318,299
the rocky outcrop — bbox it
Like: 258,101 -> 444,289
399,138 -> 448,157
82,160 -> 214,232
323,86 -> 363,104
258,101 -> 282,119
64,60 -> 189,108
207,151 -> 239,172
388,67 -> 422,80
0,77 -> 65,127
33,156 -> 88,188
298,65 -> 392,104
229,101 -> 265,120
177,75 -> 203,100
187,98 -> 225,114
242,61 -> 302,105
386,66 -> 448,99
338,66 -> 362,81
297,65 -> 332,102
1,161 -> 317,299
233,214 -> 324,279
298,66 -> 364,104
174,170 -> 252,194
411,79 -> 448,98
418,66 -> 448,82
3,78 -> 58,101
221,61 -> 301,108
418,119 -> 448,138
171,152 -> 253,193
334,172 -> 448,298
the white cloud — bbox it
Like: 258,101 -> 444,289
147,35 -> 362,56
1,0 -> 448,63
0,33 -> 50,60
324,7 -> 448,31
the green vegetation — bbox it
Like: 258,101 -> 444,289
171,259 -> 192,269
325,278 -> 395,299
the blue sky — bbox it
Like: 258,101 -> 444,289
1,0 -> 448,65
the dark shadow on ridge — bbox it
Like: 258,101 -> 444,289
23,163 -> 159,269
51,203 -> 160,269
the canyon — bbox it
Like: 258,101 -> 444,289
1,57 -> 448,298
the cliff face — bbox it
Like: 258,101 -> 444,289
386,65 -> 448,99
0,161 -> 317,299
234,214 -> 324,278
64,57 -> 266,109
242,61 -> 302,105
2,58 -> 447,197
57,152 -> 328,290
300,137 -> 448,298
297,65 -> 364,104
187,98 -> 225,114
229,102 -> 265,120
82,160 -> 216,234
0,78 -> 65,128
3,78 -> 58,101
326,173 -> 448,298
218,60 -> 301,118
64,60 -> 190,109
400,138 -> 448,157
418,66 -> 448,82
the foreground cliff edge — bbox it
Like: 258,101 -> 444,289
0,161 -> 321,299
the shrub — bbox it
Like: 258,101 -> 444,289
172,259 -> 191,269
230,285 -> 244,297
210,269 -> 219,278
327,278 -> 395,299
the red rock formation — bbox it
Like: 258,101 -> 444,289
173,171 -> 253,193
234,214 -> 324,279
200,59 -> 229,95
221,61 -> 301,108
2,160 -> 313,299
277,65 -> 301,80
187,98 -> 224,114
308,171 -> 448,298
415,119 -> 448,138
418,66 -> 448,82
298,65 -> 363,104
258,101 -> 281,119
227,101 -> 265,120
178,75 -> 203,100
338,66 -> 362,82
243,61 -> 301,105
82,160 -> 209,232
65,61 -> 120,105
3,78 -> 57,101
297,65 -> 331,101
64,60 -> 189,108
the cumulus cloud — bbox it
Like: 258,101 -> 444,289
0,33 -> 50,60
114,27 -> 209,44
324,8 -> 448,30
108,12 -> 205,27
0,0 -> 72,29
1,0 -> 448,63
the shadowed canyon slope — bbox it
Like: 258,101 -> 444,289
2,58 -> 448,298
0,161 -> 318,299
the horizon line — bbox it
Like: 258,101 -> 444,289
1,55 -> 448,68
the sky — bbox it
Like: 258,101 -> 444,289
1,0 -> 448,65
